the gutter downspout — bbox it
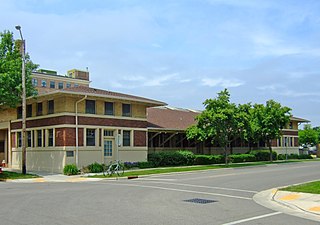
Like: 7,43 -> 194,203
75,95 -> 87,168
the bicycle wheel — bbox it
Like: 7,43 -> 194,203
106,165 -> 114,176
116,165 -> 124,176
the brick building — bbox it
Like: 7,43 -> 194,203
0,69 -> 165,172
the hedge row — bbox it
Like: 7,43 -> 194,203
64,150 -> 313,175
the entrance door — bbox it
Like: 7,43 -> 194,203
104,139 -> 114,164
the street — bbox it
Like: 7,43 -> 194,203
1,161 -> 320,225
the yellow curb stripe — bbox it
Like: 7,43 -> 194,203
279,193 -> 300,201
67,177 -> 88,182
309,206 -> 320,212
34,178 -> 45,183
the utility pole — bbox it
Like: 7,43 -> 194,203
15,25 -> 27,174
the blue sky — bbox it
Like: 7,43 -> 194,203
1,0 -> 320,127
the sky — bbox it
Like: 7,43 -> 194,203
1,0 -> 320,127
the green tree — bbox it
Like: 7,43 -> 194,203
186,89 -> 248,164
251,100 -> 291,161
0,30 -> 38,108
299,124 -> 318,146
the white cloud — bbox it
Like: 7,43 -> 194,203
201,78 -> 244,88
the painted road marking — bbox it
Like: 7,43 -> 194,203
137,180 -> 258,193
279,193 -> 300,201
309,206 -> 320,212
221,212 -> 282,225
107,183 -> 252,200
34,178 -> 45,182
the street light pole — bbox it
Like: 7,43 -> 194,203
15,25 -> 27,174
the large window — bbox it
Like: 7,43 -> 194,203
48,100 -> 54,114
123,130 -> 131,146
105,102 -> 114,115
48,129 -> 54,146
58,82 -> 63,89
36,102 -> 43,116
17,106 -> 22,119
37,130 -> 42,147
27,104 -> 32,117
17,132 -> 22,147
66,83 -> 71,88
41,80 -> 47,87
32,78 -> 38,87
86,100 -> 96,114
27,131 -> 32,147
86,129 -> 96,146
50,81 -> 55,88
122,104 -> 131,117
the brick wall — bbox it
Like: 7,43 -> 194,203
11,115 -> 147,129
134,131 -> 146,147
55,128 -> 83,146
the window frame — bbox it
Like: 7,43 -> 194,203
86,129 -> 96,146
26,104 -> 32,118
122,103 -> 131,117
104,102 -> 114,116
122,130 -> 131,147
50,81 -> 55,89
85,100 -> 96,114
58,82 -> 64,89
48,100 -> 54,114
36,102 -> 43,116
48,129 -> 54,147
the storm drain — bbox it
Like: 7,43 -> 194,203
183,198 -> 217,204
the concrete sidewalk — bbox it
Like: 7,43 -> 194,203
254,188 -> 320,222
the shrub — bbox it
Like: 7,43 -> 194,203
63,164 -> 79,176
228,154 -> 256,163
88,162 -> 104,173
137,161 -> 155,169
194,155 -> 225,165
148,150 -> 195,167
124,162 -> 139,169
250,150 -> 277,161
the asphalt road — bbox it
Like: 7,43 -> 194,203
1,161 -> 320,225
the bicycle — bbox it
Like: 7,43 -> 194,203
103,160 -> 124,177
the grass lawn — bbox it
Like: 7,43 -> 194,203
281,180 -> 320,194
0,171 -> 39,181
89,160 -> 304,178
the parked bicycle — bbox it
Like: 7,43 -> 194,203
103,160 -> 124,177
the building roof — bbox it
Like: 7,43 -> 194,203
290,116 -> 310,123
36,86 -> 166,106
147,106 -> 200,131
147,106 -> 310,131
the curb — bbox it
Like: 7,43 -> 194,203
253,188 -> 320,222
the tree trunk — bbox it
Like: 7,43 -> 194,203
268,140 -> 273,162
224,146 -> 228,165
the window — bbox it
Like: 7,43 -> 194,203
86,129 -> 96,146
104,130 -> 114,137
122,104 -> 131,117
58,82 -> 63,89
66,83 -> 71,88
104,140 -> 112,157
37,130 -> 42,147
123,130 -> 131,146
66,151 -> 74,157
48,129 -> 54,146
17,106 -> 22,119
41,80 -> 47,87
105,102 -> 114,115
48,100 -> 54,114
36,102 -> 43,116
17,132 -> 22,147
86,100 -> 96,114
50,81 -> 55,88
74,83 -> 79,87
32,78 -> 38,87
289,122 -> 293,129
27,104 -> 32,117
27,131 -> 32,147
